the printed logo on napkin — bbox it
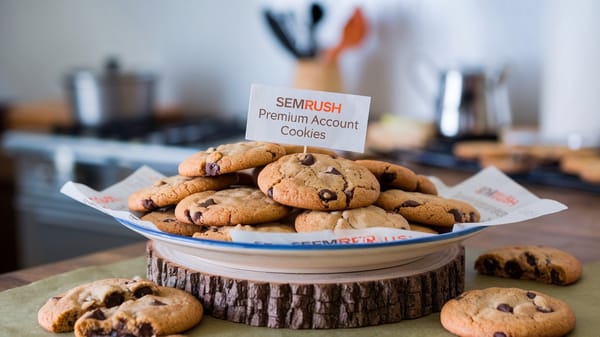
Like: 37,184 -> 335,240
60,166 -> 567,246
246,83 -> 371,153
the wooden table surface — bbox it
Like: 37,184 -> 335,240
2,166 -> 599,292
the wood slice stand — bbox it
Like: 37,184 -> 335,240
146,241 -> 465,329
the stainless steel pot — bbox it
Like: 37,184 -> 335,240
65,59 -> 156,127
434,66 -> 511,139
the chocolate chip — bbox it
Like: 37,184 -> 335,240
142,199 -> 157,210
199,198 -> 217,208
469,212 -> 477,222
51,296 -> 62,301
504,260 -> 523,278
493,332 -> 507,337
267,187 -> 274,198
325,166 -> 341,175
344,190 -> 354,208
400,200 -> 420,207
104,292 -> 124,308
184,209 -> 193,224
138,323 -> 154,337
134,286 -> 154,298
448,209 -> 463,222
300,153 -> 315,165
318,189 -> 337,201
482,257 -> 500,274
88,308 -> 106,320
151,299 -> 166,306
192,211 -> 203,224
525,252 -> 537,266
551,268 -> 563,285
381,172 -> 397,184
496,303 -> 513,313
205,162 -> 220,176
526,291 -> 536,299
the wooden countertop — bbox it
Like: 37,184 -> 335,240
1,166 -> 599,292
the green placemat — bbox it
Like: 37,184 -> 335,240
1,249 -> 596,336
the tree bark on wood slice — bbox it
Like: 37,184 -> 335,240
146,240 -> 465,329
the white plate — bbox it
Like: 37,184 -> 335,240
118,218 -> 485,273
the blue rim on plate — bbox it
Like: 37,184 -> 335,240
116,218 -> 486,251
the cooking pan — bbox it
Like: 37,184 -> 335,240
65,58 -> 156,127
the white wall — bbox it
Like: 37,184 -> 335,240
0,0 -> 550,125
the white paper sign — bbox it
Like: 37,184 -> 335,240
246,84 -> 371,153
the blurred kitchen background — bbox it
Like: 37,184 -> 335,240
1,0 -> 599,272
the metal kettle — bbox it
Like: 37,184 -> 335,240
434,66 -> 511,139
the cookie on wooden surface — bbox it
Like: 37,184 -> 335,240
440,287 -> 576,337
38,277 -> 202,336
474,245 -> 582,285
577,157 -> 600,184
127,174 -> 238,212
178,141 -> 286,177
73,283 -> 202,337
478,153 -> 534,174
257,153 -> 380,211
175,187 -> 290,226
375,190 -> 480,226
294,205 -> 409,232
452,140 -> 517,159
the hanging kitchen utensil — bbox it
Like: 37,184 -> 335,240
264,9 -> 301,58
306,2 -> 324,58
324,7 -> 368,64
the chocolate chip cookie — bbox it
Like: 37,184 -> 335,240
73,283 -> 203,337
354,159 -> 418,191
174,187 -> 291,226
294,205 -> 410,232
408,223 -> 439,234
38,277 -> 199,334
257,153 -> 380,211
415,174 -> 438,195
127,174 -> 238,212
474,245 -> 582,285
376,190 -> 480,226
192,222 -> 296,241
440,287 -> 576,337
141,208 -> 199,236
178,141 -> 286,177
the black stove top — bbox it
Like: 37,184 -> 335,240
53,117 -> 246,147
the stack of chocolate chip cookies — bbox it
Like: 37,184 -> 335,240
128,141 -> 481,240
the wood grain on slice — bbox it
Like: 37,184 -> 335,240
146,241 -> 464,329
